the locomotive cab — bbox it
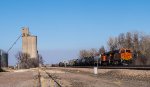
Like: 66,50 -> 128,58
120,48 -> 132,65
100,53 -> 108,66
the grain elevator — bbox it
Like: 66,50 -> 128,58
22,27 -> 38,58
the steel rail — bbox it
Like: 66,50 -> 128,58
58,66 -> 150,70
42,69 -> 62,87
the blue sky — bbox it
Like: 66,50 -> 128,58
0,0 -> 150,65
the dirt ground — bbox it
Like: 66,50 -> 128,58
0,67 -> 149,87
0,69 -> 38,87
48,67 -> 150,87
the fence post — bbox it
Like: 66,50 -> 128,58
94,67 -> 98,75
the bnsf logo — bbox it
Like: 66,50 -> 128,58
121,53 -> 132,60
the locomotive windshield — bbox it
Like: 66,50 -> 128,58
126,50 -> 131,53
121,50 -> 125,53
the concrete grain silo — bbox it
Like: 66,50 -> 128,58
22,27 -> 38,58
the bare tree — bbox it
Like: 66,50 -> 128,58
139,35 -> 150,65
125,32 -> 132,49
16,52 -> 44,69
16,52 -> 30,69
99,46 -> 105,54
38,54 -> 44,66
118,33 -> 126,48
79,48 -> 97,58
107,37 -> 118,51
133,32 -> 140,51
89,48 -> 97,57
79,50 -> 89,58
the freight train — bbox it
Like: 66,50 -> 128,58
100,48 -> 132,66
59,48 -> 133,67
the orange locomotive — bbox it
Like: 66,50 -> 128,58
100,48 -> 132,66
120,48 -> 132,61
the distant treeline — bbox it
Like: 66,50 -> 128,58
58,31 -> 150,66
106,31 -> 150,65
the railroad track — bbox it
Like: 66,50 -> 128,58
42,68 -> 62,87
62,66 -> 150,70
37,68 -> 62,87
98,66 -> 150,70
